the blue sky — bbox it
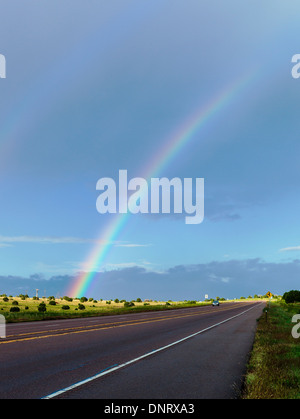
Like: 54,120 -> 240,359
0,0 -> 300,299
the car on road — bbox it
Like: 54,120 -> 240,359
212,300 -> 220,306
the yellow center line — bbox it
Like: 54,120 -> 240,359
1,303 -> 251,345
7,303 -> 245,338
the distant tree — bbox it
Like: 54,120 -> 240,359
124,301 -> 135,307
80,297 -> 88,303
38,302 -> 47,312
283,290 -> 300,304
78,303 -> 85,310
10,306 -> 20,312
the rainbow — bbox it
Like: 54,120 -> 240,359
67,71 -> 255,298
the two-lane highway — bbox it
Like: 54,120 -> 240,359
0,302 -> 264,399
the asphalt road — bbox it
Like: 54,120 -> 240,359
0,302 -> 264,399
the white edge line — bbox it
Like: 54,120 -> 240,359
42,303 -> 263,399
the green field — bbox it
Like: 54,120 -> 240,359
0,295 -> 213,323
243,300 -> 300,399
0,295 -> 268,323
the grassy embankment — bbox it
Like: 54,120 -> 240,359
0,296 -> 265,323
0,296 -> 213,323
243,300 -> 300,399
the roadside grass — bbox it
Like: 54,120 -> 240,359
0,295 -> 264,323
242,301 -> 300,399
0,296 -> 214,323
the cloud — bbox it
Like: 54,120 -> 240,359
279,246 -> 300,252
115,243 -> 151,248
81,258 -> 300,300
0,235 -> 149,248
0,235 -> 103,245
100,259 -> 159,273
1,258 -> 299,300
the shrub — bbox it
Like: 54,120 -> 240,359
283,290 -> 300,304
78,304 -> 85,310
80,297 -> 88,303
38,302 -> 47,313
63,296 -> 73,302
124,301 -> 135,307
12,300 -> 18,305
49,300 -> 56,305
10,306 -> 20,312
62,305 -> 70,310
2,297 -> 8,302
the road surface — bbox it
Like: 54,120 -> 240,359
0,301 -> 264,399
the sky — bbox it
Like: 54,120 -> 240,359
0,0 -> 300,300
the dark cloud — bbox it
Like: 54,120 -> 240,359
1,258 -> 299,300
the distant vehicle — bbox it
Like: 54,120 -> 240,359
212,300 -> 220,306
